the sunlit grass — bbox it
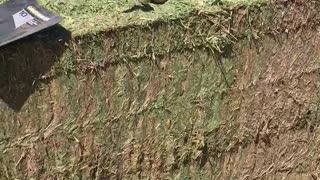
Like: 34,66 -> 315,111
0,0 -> 266,35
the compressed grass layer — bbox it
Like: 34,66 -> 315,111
1,0 -> 320,179
0,32 -> 230,180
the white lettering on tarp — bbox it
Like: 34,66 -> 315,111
12,9 -> 34,28
27,19 -> 39,26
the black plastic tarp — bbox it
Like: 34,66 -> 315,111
0,0 -> 61,47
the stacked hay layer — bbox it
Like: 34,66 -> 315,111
1,0 -> 320,179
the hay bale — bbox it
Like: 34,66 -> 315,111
2,0 -> 320,179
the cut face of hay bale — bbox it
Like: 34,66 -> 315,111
2,0 -> 320,179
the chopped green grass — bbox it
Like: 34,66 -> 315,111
0,0 -> 266,36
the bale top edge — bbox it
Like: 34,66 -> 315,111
0,0 -> 267,36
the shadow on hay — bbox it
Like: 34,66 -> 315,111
0,25 -> 71,112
